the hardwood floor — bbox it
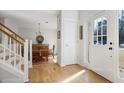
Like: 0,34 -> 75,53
28,60 -> 111,83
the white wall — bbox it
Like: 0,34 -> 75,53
4,18 -> 19,34
62,10 -> 79,20
0,17 -> 4,24
18,27 -> 57,52
0,17 -> 19,34
78,10 -> 102,67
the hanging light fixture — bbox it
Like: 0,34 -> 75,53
38,23 -> 41,35
36,23 -> 44,44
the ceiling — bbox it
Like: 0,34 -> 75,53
0,10 -> 57,30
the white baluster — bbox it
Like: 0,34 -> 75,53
3,34 -> 6,61
29,40 -> 32,68
20,45 -> 21,56
16,43 -> 19,69
9,37 -> 11,64
24,40 -> 28,82
14,41 -> 16,67
19,44 -> 21,70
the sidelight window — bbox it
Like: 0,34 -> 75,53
119,10 -> 124,48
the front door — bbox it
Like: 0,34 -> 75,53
88,11 -> 117,82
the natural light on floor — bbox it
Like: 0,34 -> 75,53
60,70 -> 86,83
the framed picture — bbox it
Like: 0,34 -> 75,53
57,30 -> 61,39
79,25 -> 83,40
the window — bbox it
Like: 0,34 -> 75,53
119,11 -> 124,48
93,17 -> 107,45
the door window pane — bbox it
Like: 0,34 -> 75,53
98,21 -> 102,27
94,20 -> 98,36
103,36 -> 107,45
103,19 -> 107,25
98,27 -> 101,35
94,28 -> 97,36
103,26 -> 107,35
94,37 -> 97,44
98,37 -> 101,44
93,17 -> 107,45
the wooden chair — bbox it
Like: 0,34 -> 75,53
41,49 -> 49,61
49,45 -> 55,58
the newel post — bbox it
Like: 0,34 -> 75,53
24,40 -> 29,82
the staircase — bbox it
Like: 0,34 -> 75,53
0,23 -> 29,83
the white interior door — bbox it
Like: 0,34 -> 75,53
88,11 -> 117,82
63,20 -> 77,66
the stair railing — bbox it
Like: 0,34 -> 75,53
0,23 -> 29,82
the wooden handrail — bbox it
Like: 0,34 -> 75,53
0,23 -> 25,45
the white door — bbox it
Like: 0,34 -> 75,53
63,19 -> 77,66
88,11 -> 117,82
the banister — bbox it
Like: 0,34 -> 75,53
0,23 -> 29,82
0,23 -> 25,45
